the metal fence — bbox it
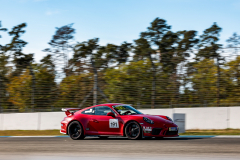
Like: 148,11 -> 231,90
1,48 -> 240,112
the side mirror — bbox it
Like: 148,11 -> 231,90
107,112 -> 115,118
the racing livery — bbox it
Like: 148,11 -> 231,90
60,103 -> 178,140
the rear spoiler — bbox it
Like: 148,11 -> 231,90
62,108 -> 81,116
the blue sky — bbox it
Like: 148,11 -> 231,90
0,0 -> 240,62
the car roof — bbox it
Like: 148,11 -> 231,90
92,103 -> 124,107
81,103 -> 129,111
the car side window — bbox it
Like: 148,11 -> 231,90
94,106 -> 115,116
81,108 -> 95,115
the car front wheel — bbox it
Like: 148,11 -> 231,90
125,121 -> 142,140
68,121 -> 85,140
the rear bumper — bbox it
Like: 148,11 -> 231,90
60,130 -> 66,134
60,121 -> 68,134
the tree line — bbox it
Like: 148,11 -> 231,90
0,18 -> 240,112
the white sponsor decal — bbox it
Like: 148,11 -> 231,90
109,119 -> 119,128
143,126 -> 152,131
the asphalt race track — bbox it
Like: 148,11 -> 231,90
0,137 -> 240,160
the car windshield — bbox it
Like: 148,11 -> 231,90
112,105 -> 143,115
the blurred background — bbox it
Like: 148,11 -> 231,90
0,0 -> 240,112
1,1 -> 240,160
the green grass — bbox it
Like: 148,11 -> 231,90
0,130 -> 63,136
180,129 -> 240,135
0,129 -> 240,136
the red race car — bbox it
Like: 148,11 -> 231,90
60,103 -> 178,140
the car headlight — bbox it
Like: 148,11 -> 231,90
166,116 -> 173,122
143,117 -> 154,124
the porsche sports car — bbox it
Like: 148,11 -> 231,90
60,103 -> 178,140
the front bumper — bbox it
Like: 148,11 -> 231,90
141,123 -> 179,137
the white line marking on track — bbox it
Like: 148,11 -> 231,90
214,135 -> 240,138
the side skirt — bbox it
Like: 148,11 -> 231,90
85,135 -> 123,137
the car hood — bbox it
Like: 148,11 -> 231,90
130,114 -> 174,125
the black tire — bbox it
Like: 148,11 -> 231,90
98,136 -> 109,139
68,121 -> 85,140
125,121 -> 142,140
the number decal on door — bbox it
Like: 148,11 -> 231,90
109,119 -> 119,128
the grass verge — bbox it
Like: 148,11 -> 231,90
0,129 -> 239,136
0,130 -> 63,136
180,129 -> 240,135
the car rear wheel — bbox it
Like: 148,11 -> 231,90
125,121 -> 142,140
68,121 -> 85,140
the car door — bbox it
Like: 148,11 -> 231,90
91,106 -> 123,135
